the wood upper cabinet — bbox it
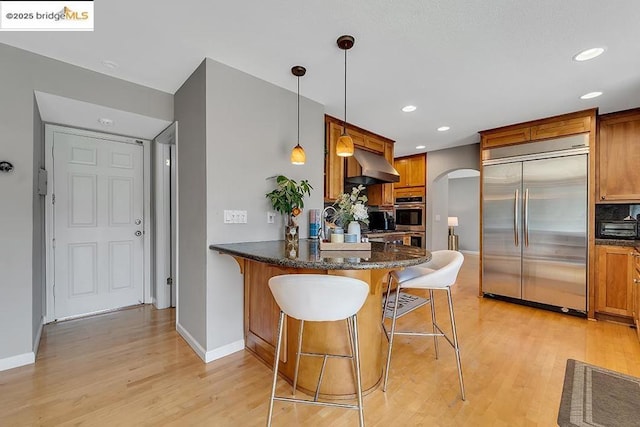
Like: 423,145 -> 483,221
394,154 -> 426,188
597,109 -> 640,202
479,109 -> 595,150
324,115 -> 395,204
325,120 -> 345,202
595,245 -> 634,318
530,116 -> 591,140
394,186 -> 425,200
481,127 -> 531,149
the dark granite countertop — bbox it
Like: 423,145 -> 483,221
209,239 -> 431,270
595,238 -> 640,247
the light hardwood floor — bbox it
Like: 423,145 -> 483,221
2,254 -> 639,426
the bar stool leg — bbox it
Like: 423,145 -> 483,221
429,289 -> 439,359
382,274 -> 393,324
446,287 -> 465,401
350,315 -> 365,427
292,320 -> 304,396
267,311 -> 286,427
383,285 -> 402,392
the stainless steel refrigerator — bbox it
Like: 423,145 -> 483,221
482,134 -> 588,313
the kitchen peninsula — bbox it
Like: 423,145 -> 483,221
209,239 -> 430,397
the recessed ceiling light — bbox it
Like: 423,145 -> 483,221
402,105 -> 417,112
437,126 -> 450,132
573,47 -> 605,62
101,60 -> 118,69
416,145 -> 426,149
98,118 -> 114,126
580,91 -> 603,100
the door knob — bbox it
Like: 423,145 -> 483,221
135,219 -> 142,225
135,231 -> 142,237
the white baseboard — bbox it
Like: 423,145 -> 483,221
33,316 -> 44,356
461,250 -> 480,255
204,339 -> 244,363
176,322 -> 244,363
176,321 -> 207,361
0,352 -> 35,372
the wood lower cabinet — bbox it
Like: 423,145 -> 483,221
243,258 -> 391,396
325,115 -> 395,206
633,247 -> 640,340
595,245 -> 634,319
597,109 -> 640,202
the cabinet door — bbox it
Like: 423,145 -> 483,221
530,116 -> 590,140
325,121 -> 345,202
598,111 -> 640,201
394,187 -> 425,200
394,158 -> 409,188
595,245 -> 633,317
634,247 -> 640,340
408,155 -> 426,186
364,135 -> 385,153
481,127 -> 531,149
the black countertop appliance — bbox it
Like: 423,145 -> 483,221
368,211 -> 396,231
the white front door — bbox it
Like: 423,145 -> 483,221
50,127 -> 145,320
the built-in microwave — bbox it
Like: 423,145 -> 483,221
394,204 -> 425,231
597,220 -> 639,239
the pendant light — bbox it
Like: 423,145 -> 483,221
290,65 -> 307,165
336,35 -> 355,157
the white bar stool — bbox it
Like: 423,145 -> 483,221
267,274 -> 369,427
382,250 -> 466,400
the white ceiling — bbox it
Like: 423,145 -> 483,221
34,91 -> 172,140
3,1 -> 640,156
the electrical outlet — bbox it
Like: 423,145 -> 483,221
238,211 -> 247,223
267,212 -> 276,224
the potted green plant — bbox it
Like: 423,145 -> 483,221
266,175 -> 313,243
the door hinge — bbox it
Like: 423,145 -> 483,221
166,277 -> 173,286
52,194 -> 55,204
135,140 -> 144,145
52,238 -> 55,248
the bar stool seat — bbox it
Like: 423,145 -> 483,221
267,274 -> 369,427
382,250 -> 466,400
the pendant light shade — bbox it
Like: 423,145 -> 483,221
336,35 -> 355,157
290,65 -> 307,165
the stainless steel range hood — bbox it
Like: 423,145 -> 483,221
345,148 -> 400,185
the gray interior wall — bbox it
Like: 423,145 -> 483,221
426,143 -> 480,250
32,98 -> 44,345
0,42 -> 173,362
204,58 -> 325,350
174,61 -> 208,348
448,176 -> 480,252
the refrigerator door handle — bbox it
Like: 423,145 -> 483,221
524,188 -> 529,247
514,188 -> 519,247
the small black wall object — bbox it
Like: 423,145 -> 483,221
0,161 -> 14,172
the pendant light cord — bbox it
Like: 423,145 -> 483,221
297,76 -> 300,145
343,48 -> 347,131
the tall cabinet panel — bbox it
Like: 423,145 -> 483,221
598,109 -> 640,202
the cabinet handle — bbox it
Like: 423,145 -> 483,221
601,195 -> 606,200
634,278 -> 640,284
